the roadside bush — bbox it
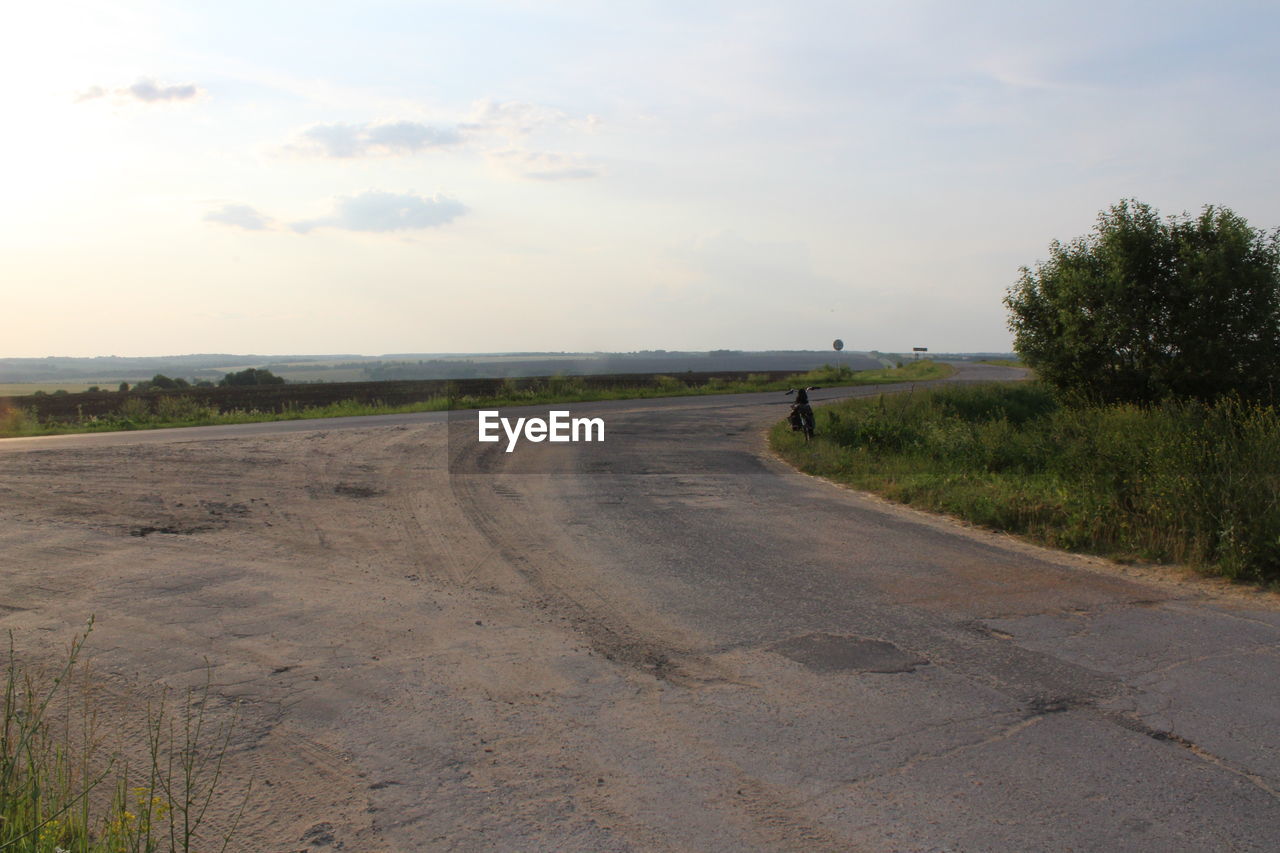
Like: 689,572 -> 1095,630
154,395 -> 217,423
0,406 -> 37,436
776,383 -> 1280,583
115,397 -> 153,425
1006,199 -> 1280,404
546,375 -> 585,396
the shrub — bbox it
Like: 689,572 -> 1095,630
155,395 -> 216,422
0,406 -> 36,436
115,397 -> 153,425
1006,199 -> 1280,404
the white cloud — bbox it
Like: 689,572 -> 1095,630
462,98 -> 599,138
291,190 -> 466,234
286,99 -> 597,159
292,120 -> 463,157
74,78 -> 202,105
204,204 -> 271,231
127,78 -> 199,102
487,149 -> 600,181
73,85 -> 106,103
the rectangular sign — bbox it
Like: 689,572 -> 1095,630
912,347 -> 928,352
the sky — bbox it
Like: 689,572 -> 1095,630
2,1 -> 1278,357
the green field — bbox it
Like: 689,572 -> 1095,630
265,368 -> 369,382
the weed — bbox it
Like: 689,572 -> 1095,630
0,621 -> 245,852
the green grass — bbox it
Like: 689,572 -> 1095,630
0,362 -> 954,439
976,358 -> 1024,368
771,382 -> 1280,585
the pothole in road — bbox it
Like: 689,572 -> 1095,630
770,633 -> 929,673
128,525 -> 213,537
333,483 -> 384,498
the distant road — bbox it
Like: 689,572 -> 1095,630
4,360 -> 1277,851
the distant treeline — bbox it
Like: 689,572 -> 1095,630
363,351 -> 885,380
0,350 -> 891,383
0,354 -> 361,382
1,350 -> 1017,384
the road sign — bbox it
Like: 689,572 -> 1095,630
833,339 -> 844,352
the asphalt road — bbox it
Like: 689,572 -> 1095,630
2,361 -> 1277,851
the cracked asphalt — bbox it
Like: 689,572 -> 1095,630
2,361 -> 1278,851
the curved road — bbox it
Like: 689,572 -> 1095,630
1,362 -> 1277,851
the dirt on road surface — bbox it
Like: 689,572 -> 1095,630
3,363 -> 1279,851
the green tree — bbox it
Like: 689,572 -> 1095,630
1005,199 -> 1280,403
219,367 -> 285,387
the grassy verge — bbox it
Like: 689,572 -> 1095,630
2,621 -> 245,852
0,361 -> 953,439
771,382 -> 1280,585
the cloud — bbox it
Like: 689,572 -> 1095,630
74,86 -> 106,103
124,78 -> 200,102
291,191 -> 466,234
74,78 -> 201,105
292,120 -> 463,157
284,100 -> 599,174
204,204 -> 271,231
463,99 -> 599,137
487,149 -> 600,181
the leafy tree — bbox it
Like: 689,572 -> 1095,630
149,373 -> 179,390
1005,199 -> 1280,403
118,381 -> 130,393
219,368 -> 285,387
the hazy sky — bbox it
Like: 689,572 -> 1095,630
3,1 -> 1277,357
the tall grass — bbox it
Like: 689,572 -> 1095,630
1,621 -> 245,852
772,383 -> 1280,584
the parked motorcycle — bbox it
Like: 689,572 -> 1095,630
785,387 -> 818,441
